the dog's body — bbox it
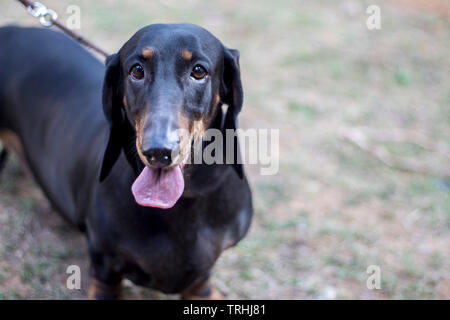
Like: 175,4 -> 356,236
0,25 -> 252,298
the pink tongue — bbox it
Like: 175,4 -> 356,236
131,166 -> 185,209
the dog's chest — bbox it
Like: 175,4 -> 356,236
119,220 -> 232,292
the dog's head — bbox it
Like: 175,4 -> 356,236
99,24 -> 243,208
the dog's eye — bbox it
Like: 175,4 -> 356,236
190,65 -> 207,80
130,64 -> 144,80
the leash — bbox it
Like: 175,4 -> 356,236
15,0 -> 110,58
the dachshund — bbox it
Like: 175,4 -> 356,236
0,24 -> 252,299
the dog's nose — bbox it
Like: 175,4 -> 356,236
143,148 -> 173,167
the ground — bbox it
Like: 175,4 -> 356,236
0,0 -> 449,299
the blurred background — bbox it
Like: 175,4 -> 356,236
0,0 -> 448,299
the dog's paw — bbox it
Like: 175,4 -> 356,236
181,280 -> 224,300
87,277 -> 122,300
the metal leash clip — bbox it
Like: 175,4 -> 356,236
26,1 -> 57,28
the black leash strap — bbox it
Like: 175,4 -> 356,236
15,0 -> 110,58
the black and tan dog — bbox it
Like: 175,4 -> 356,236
0,24 -> 252,299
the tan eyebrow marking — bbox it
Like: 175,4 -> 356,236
182,49 -> 192,61
141,47 -> 154,59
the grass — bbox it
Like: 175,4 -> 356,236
288,102 -> 320,122
394,67 -> 412,86
0,0 -> 449,299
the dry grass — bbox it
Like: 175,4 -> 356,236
0,0 -> 449,299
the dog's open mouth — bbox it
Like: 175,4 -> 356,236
131,162 -> 186,209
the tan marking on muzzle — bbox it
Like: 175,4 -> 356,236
190,119 -> 206,163
214,93 -> 220,107
192,119 -> 205,143
135,109 -> 151,167
210,93 -> 221,118
172,109 -> 193,165
173,107 -> 208,166
123,96 -> 129,111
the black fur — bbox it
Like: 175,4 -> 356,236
0,149 -> 7,174
0,24 -> 252,296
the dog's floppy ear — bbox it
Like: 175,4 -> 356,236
99,53 -> 123,182
221,47 -> 244,179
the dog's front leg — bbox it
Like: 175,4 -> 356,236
88,277 -> 122,300
87,250 -> 123,300
181,277 -> 224,300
